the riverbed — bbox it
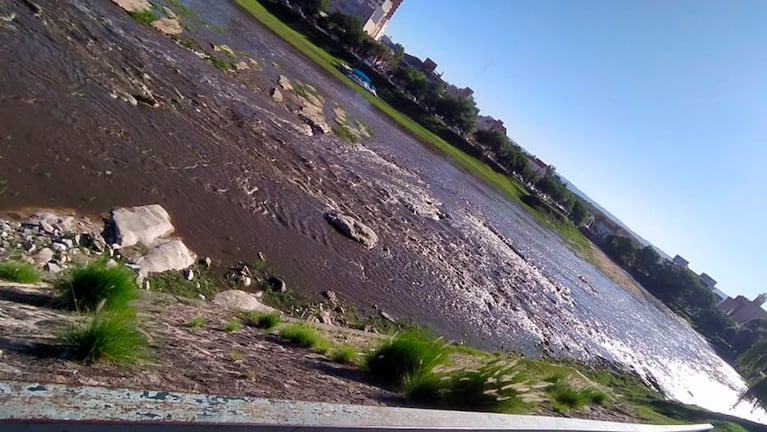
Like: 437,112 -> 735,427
0,0 -> 763,423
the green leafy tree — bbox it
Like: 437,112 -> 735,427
435,93 -> 477,133
295,0 -> 328,18
634,245 -> 661,276
326,11 -> 365,49
569,200 -> 590,226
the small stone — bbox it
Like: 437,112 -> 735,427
44,262 -> 62,274
144,280 -> 151,290
266,276 -> 286,293
380,310 -> 396,323
278,75 -> 293,91
39,221 -> 55,234
198,294 -> 206,301
105,259 -> 118,269
184,268 -> 194,281
234,61 -> 249,71
50,242 -> 67,252
22,241 -> 36,253
318,310 -> 333,326
270,87 -> 283,103
201,256 -> 212,268
322,290 -> 338,305
60,238 -> 74,248
241,276 -> 252,287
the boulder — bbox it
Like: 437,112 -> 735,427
136,239 -> 196,278
265,276 -> 286,293
322,290 -> 338,305
111,0 -> 151,13
103,204 -> 174,248
324,211 -> 378,249
151,18 -> 182,36
33,248 -> 54,266
213,290 -> 276,313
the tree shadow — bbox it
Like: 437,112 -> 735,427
0,335 -> 62,358
0,287 -> 54,307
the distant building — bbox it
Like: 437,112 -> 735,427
672,255 -> 689,269
422,57 -> 438,74
719,293 -> 767,325
699,272 -> 717,290
328,0 -> 403,40
444,84 -> 474,99
712,288 -> 728,304
525,155 -> 549,179
475,115 -> 506,135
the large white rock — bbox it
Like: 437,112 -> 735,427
137,239 -> 196,278
324,211 -> 378,249
105,204 -> 174,248
213,290 -> 276,313
151,18 -> 182,36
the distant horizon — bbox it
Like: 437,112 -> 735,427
385,0 -> 767,302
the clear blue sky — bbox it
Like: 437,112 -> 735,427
385,0 -> 767,301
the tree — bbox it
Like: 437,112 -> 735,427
603,235 -> 639,268
295,0 -> 328,18
435,93 -> 477,133
325,12 -> 365,49
634,246 -> 661,276
569,200 -> 590,226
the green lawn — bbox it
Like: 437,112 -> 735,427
234,0 -> 591,255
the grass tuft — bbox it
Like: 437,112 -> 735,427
188,316 -> 205,330
366,330 -> 448,385
60,311 -> 146,365
544,374 -> 606,412
0,260 -> 41,283
129,9 -> 160,26
240,310 -> 280,329
207,55 -> 230,71
279,323 -> 328,352
224,319 -> 242,332
55,260 -> 138,313
146,270 -> 217,299
332,124 -> 359,143
330,345 -> 358,365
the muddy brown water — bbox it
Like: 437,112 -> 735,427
0,0 -> 763,420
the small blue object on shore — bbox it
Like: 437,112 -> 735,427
348,68 -> 377,96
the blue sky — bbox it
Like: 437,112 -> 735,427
385,0 -> 767,301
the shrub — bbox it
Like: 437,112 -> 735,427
241,310 -> 280,329
279,324 -> 328,352
60,312 -> 146,365
330,345 -> 358,365
55,260 -> 138,313
366,330 -> 447,385
188,316 -> 205,329
224,319 -> 242,332
544,374 -> 606,411
0,260 -> 41,283
403,370 -> 443,402
403,357 -> 526,413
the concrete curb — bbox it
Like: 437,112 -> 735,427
0,380 -> 712,431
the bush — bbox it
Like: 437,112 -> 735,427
55,260 -> 138,313
0,260 -> 41,283
545,374 -> 606,412
366,330 -> 447,385
330,345 -> 358,365
241,310 -> 280,329
60,312 -> 146,365
403,357 -> 526,413
279,324 -> 328,352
